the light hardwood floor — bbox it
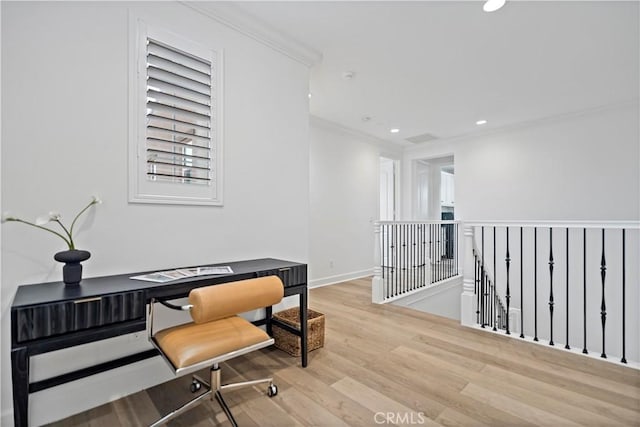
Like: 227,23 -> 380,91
49,278 -> 640,426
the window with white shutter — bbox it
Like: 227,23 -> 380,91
129,21 -> 223,205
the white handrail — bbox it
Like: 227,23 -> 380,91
463,220 -> 639,229
376,220 -> 460,225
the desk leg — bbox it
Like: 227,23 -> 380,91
12,347 -> 29,427
300,289 -> 308,367
266,306 -> 273,336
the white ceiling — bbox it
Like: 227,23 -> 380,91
228,1 -> 639,146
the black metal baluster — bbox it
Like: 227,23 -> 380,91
411,223 -> 415,291
382,224 -> 386,298
565,228 -> 570,350
476,254 -> 480,324
416,224 -> 419,288
421,225 -> 424,287
393,224 -> 397,297
399,224 -> 402,295
391,224 -> 395,297
429,224 -> 433,283
438,222 -> 442,282
386,224 -> 390,298
448,223 -> 452,278
481,227 -> 486,327
405,224 -> 409,293
583,228 -> 588,354
481,258 -> 485,326
534,227 -> 538,342
407,224 -> 410,293
423,225 -> 427,287
438,223 -> 441,282
493,226 -> 497,331
520,227 -> 524,339
393,224 -> 400,296
549,228 -> 555,346
491,279 -> 495,329
600,229 -> 606,358
417,224 -> 421,287
621,229 -> 627,364
505,227 -> 511,335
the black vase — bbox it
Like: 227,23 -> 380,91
54,250 -> 91,286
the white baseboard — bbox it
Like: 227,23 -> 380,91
308,269 -> 373,289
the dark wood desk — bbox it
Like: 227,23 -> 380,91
10,258 -> 307,427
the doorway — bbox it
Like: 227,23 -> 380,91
413,155 -> 454,220
379,157 -> 398,220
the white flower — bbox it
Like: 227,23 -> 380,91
35,215 -> 49,226
35,212 -> 61,226
1,196 -> 101,250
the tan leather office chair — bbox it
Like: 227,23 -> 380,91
148,276 -> 284,426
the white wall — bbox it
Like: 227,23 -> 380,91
403,102 -> 640,222
309,117 -> 401,287
1,2 -> 309,425
393,278 -> 462,321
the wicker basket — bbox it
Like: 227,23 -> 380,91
272,308 -> 325,357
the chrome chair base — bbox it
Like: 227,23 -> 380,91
149,363 -> 277,427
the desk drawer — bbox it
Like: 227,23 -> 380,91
256,265 -> 306,287
14,291 -> 145,343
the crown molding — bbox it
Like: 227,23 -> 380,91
405,98 -> 640,153
310,115 -> 403,157
181,1 -> 322,67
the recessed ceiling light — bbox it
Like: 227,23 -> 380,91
483,0 -> 506,12
308,92 -> 312,99
390,128 -> 400,133
476,120 -> 487,125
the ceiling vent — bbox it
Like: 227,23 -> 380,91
405,132 -> 438,144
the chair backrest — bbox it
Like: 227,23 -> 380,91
189,276 -> 284,324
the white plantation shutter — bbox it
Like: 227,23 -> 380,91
146,39 -> 212,184
130,21 -> 223,205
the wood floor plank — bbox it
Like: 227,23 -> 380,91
309,349 -> 448,420
331,376 -> 442,427
434,408 -> 491,427
273,387 -> 351,427
481,364 -> 640,425
276,364 -> 377,426
47,278 -> 640,427
413,330 -> 640,410
460,383 -> 583,427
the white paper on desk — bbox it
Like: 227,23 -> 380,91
197,266 -> 234,275
129,273 -> 175,283
130,266 -> 233,282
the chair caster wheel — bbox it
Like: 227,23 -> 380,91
267,384 -> 278,397
190,380 -> 202,393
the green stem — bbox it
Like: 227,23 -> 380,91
13,219 -> 73,248
69,200 -> 97,244
54,220 -> 75,250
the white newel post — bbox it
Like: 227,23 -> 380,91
372,221 -> 384,304
460,224 -> 476,326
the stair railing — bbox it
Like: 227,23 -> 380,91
373,220 -> 461,304
462,221 -> 639,365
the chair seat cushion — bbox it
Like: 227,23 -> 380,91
154,315 -> 271,369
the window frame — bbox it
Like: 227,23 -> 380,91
129,19 -> 224,206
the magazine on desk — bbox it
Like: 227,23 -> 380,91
130,266 -> 234,283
